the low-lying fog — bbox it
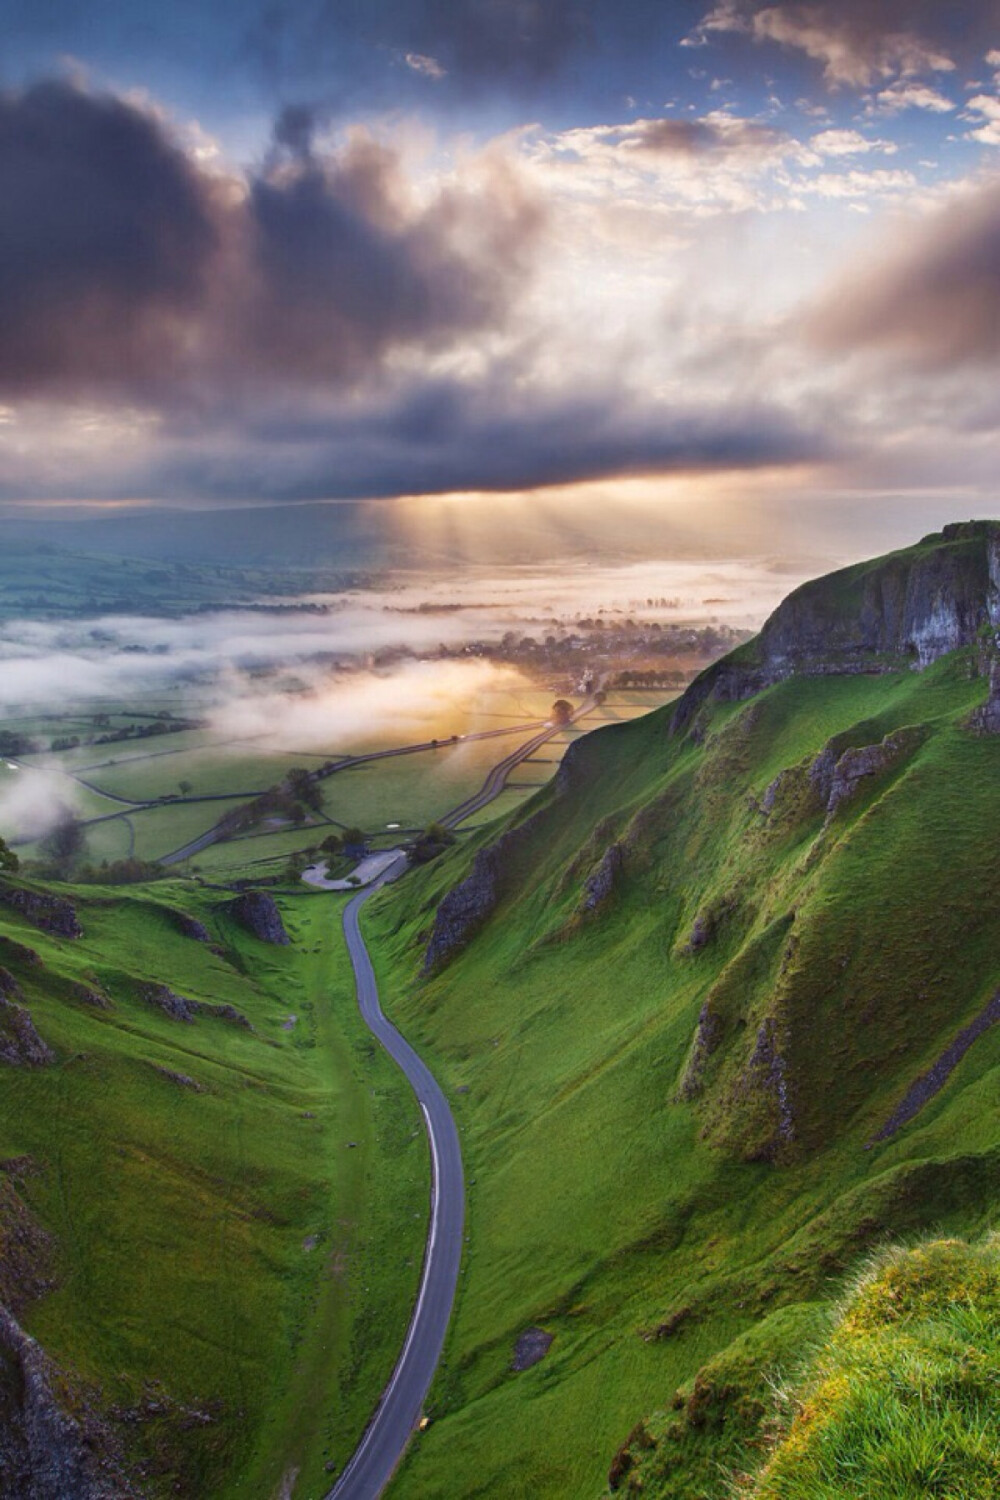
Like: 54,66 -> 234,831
0,555 -> 819,841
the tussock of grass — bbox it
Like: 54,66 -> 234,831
746,1237 -> 1000,1500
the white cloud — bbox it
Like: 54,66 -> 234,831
751,9 -> 955,88
965,92 -> 1000,144
681,4 -> 749,47
875,81 -> 956,114
404,52 -> 447,80
811,128 -> 896,156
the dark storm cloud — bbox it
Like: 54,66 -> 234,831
0,80 -> 218,392
809,180 -> 1000,367
117,379 -> 830,504
0,79 -> 545,400
242,137 -> 543,383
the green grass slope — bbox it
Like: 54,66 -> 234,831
362,546 -> 1000,1496
745,1236 -> 1000,1500
0,878 -> 427,1498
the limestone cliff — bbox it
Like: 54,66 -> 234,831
673,520 -> 1000,733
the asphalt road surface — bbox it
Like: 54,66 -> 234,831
440,696 -> 597,829
326,857 -> 465,1500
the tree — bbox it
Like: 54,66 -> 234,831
551,699 -> 573,726
321,833 -> 342,854
0,836 -> 19,873
284,768 -> 322,813
342,827 -> 367,856
41,817 -> 86,876
178,780 -> 192,795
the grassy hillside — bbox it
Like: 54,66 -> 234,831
746,1236 -> 1000,1499
0,877 -> 427,1498
363,608 -> 1000,1495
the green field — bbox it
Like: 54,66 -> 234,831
0,881 -> 427,1498
4,690 -> 674,880
359,647 -> 1000,1498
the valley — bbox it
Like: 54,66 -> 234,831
4,523 -> 1000,1498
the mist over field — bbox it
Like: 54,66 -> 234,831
0,553 -> 811,710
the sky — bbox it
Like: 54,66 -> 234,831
2,0 -> 1000,548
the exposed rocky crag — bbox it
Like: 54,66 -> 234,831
970,659 -> 1000,733
0,976 -> 52,1067
0,1307 -> 140,1500
735,1017 -> 795,1162
578,842 -> 626,917
227,892 -> 289,945
809,727 -> 927,820
170,910 -> 211,944
0,1168 -> 139,1498
673,521 -> 1000,734
873,990 -> 1000,1143
0,889 -> 81,940
424,810 -> 547,973
140,985 -> 251,1029
0,941 -> 40,969
676,1002 -> 722,1101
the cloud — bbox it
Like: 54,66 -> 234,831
965,94 -> 1000,145
688,2 -> 973,87
808,178 -> 1000,366
0,79 -> 545,402
404,52 -> 447,80
810,128 -> 896,155
0,768 -> 80,843
606,114 -> 790,160
209,657 -> 526,750
874,81 -> 956,114
0,79 -> 219,396
0,373 -> 827,504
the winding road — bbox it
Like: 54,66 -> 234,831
328,859 -> 465,1500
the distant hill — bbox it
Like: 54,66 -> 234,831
367,521 -> 1000,1497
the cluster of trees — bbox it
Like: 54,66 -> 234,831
0,836 -> 19,873
610,668 -> 690,689
76,858 -> 167,885
0,731 -> 38,757
91,717 -> 201,746
410,822 -> 455,864
217,767 -> 324,841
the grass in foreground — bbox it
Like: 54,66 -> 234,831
746,1237 -> 1000,1500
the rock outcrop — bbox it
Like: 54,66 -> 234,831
578,842 -> 626,916
0,1306 -> 140,1499
677,1002 -> 722,1101
0,991 -> 52,1069
424,810 -> 545,973
0,940 -> 40,969
673,520 -> 1000,735
735,1017 -> 795,1163
872,990 -> 1000,1143
970,659 -> 1000,733
227,892 -> 289,945
808,727 -> 926,820
0,889 -> 81,940
140,985 -> 251,1029
170,910 -> 211,944
141,984 -> 197,1023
